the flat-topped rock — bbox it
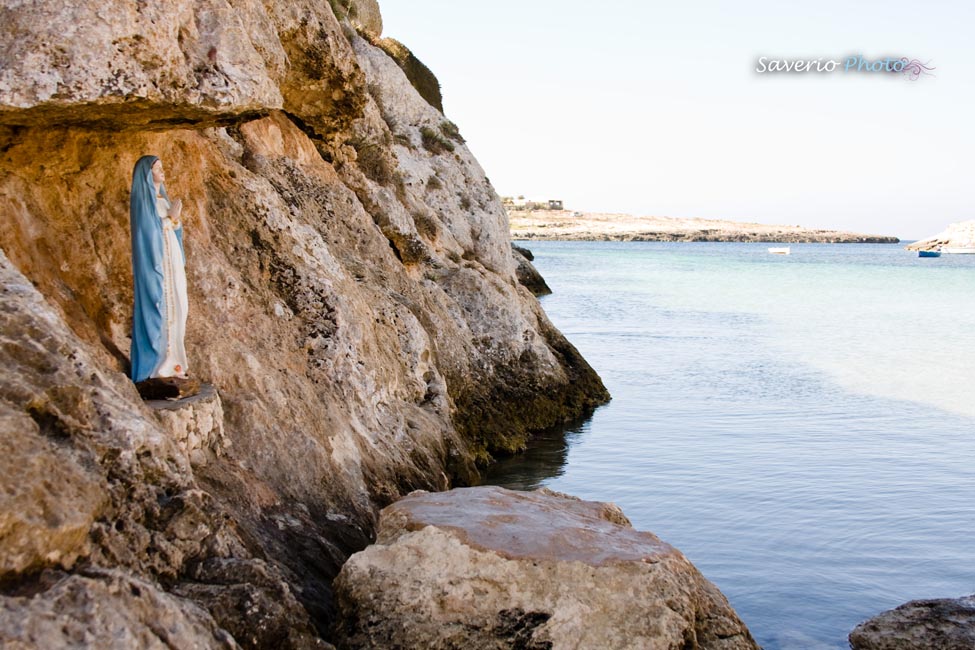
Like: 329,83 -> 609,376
376,485 -> 666,566
850,595 -> 975,650
334,485 -> 758,649
147,383 -> 229,467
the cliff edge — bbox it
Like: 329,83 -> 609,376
0,0 -> 607,646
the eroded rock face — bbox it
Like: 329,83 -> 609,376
0,405 -> 106,575
850,595 -> 975,650
0,0 -> 608,645
0,569 -> 239,650
0,250 -> 324,648
333,486 -> 759,650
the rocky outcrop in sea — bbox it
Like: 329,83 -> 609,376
510,209 -> 900,243
906,219 -> 975,251
850,594 -> 975,650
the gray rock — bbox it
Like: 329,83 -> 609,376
512,244 -> 552,296
850,595 -> 975,650
0,569 -> 238,650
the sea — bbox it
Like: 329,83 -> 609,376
484,241 -> 975,650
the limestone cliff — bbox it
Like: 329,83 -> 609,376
0,1 -> 608,646
906,219 -> 975,251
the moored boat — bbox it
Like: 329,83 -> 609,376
942,246 -> 975,254
768,247 -> 790,255
918,250 -> 941,258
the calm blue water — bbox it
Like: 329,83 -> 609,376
485,242 -> 975,650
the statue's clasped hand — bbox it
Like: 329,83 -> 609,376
169,198 -> 183,228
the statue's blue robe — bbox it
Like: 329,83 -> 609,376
129,155 -> 185,382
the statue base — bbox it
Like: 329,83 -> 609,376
136,376 -> 202,401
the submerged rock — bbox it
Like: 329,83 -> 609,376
850,595 -> 975,650
333,486 -> 758,649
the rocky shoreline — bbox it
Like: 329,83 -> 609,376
510,209 -> 900,243
0,0 -> 957,648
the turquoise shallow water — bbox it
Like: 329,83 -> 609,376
485,241 -> 975,650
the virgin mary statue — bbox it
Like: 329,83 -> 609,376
129,155 -> 190,383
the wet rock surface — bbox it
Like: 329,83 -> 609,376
333,486 -> 759,650
850,595 -> 975,650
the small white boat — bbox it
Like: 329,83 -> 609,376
768,247 -> 791,255
942,246 -> 975,254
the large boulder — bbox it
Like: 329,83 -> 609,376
333,486 -> 758,649
850,595 -> 975,650
348,0 -> 383,37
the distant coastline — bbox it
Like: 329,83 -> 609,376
508,209 -> 900,243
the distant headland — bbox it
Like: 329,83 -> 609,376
504,198 -> 900,243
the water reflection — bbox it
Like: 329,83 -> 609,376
480,413 -> 595,490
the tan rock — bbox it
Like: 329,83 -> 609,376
334,486 -> 758,649
0,405 -> 106,575
0,247 -> 326,647
348,0 -> 383,37
0,0 -> 283,125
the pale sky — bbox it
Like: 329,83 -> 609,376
379,0 -> 975,239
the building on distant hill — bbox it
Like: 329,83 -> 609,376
501,196 -> 564,211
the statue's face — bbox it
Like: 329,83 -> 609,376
151,160 -> 165,184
